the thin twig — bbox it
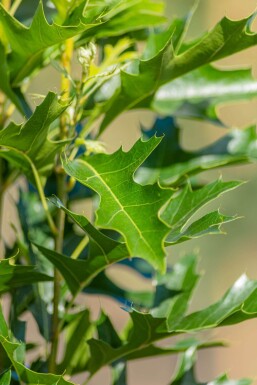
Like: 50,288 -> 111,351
48,37 -> 74,373
9,0 -> 22,15
71,235 -> 89,260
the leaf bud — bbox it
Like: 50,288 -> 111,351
78,43 -> 97,72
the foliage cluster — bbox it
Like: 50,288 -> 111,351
0,1 -> 257,384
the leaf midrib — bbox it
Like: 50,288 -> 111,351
75,159 -> 158,260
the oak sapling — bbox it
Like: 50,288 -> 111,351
0,1 -> 257,384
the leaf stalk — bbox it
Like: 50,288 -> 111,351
49,37 -> 74,373
70,235 -> 89,260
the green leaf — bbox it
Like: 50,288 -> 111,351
0,257 -> 53,295
51,0 -> 85,21
172,13 -> 257,77
97,311 -> 122,349
86,254 -> 199,376
0,92 -> 68,180
83,0 -> 166,39
0,2 -> 98,85
86,260 -> 257,377
63,137 -> 174,272
137,119 -> 257,186
96,311 -> 127,384
0,43 -> 24,113
166,210 -> 238,244
35,244 -> 93,296
173,274 -> 257,332
169,11 -> 196,54
0,336 -> 76,385
0,304 -> 10,377
85,313 -> 167,377
0,0 -> 165,86
38,196 -> 129,293
35,219 -> 127,294
161,179 -> 242,243
140,117 -> 190,171
208,377 -> 251,385
0,370 -> 11,385
91,13 -> 257,132
150,254 -> 199,326
97,26 -> 174,132
170,345 -> 197,385
87,332 -> 224,378
11,190 -> 54,342
111,361 -> 127,385
162,179 -> 241,228
154,273 -> 257,334
58,310 -> 93,375
152,65 -> 257,123
126,339 -> 224,361
86,270 -> 153,306
0,306 -> 75,384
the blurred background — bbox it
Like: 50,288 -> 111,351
2,0 -> 257,384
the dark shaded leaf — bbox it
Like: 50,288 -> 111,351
38,197 -> 129,294
0,257 -> 53,295
86,254 -> 199,376
137,118 -> 257,186
58,310 -> 93,375
85,262 -> 257,376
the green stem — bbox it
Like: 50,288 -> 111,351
58,293 -> 76,332
71,235 -> 89,260
68,67 -> 126,162
9,0 -> 22,15
58,236 -> 89,327
31,162 -> 57,236
49,37 -> 74,373
48,171 -> 67,373
49,276 -> 60,372
0,146 -> 56,237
